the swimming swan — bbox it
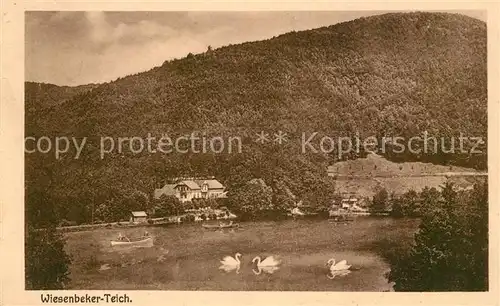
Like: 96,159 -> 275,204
327,258 -> 351,271
220,253 -> 242,266
252,256 -> 281,267
219,253 -> 242,274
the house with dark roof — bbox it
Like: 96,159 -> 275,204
154,178 -> 227,203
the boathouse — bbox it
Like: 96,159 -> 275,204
130,211 -> 148,223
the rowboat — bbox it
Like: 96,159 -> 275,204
110,236 -> 153,246
202,222 -> 239,229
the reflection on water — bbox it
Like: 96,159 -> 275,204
252,255 -> 281,267
252,266 -> 280,275
219,264 -> 240,274
65,218 -> 419,291
327,270 -> 351,279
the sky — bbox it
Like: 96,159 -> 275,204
25,11 -> 487,86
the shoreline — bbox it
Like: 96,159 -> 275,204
43,212 -> 392,234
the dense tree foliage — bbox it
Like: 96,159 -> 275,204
25,156 -> 71,289
228,178 -> 274,218
390,189 -> 421,217
154,195 -> 183,217
25,227 -> 72,289
385,182 -> 488,291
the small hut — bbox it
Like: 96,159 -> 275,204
130,211 -> 148,223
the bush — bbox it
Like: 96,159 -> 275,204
371,188 -> 388,213
386,182 -> 488,291
25,226 -> 72,289
154,195 -> 182,217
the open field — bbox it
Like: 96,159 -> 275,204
329,154 -> 487,198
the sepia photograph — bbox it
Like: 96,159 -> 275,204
21,9 -> 490,294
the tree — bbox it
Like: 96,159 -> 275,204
419,186 -> 441,216
193,198 -> 219,209
94,201 -> 113,223
386,182 -> 488,291
272,179 -> 296,211
154,195 -> 182,217
25,158 -> 71,289
389,189 -> 420,217
228,178 -> 273,215
401,189 -> 420,217
371,187 -> 388,213
390,196 -> 404,217
129,190 -> 150,212
25,226 -> 72,289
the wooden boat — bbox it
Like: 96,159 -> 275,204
110,236 -> 153,246
202,222 -> 239,229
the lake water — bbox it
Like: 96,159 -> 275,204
64,217 -> 419,291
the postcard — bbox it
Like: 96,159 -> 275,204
1,1 -> 499,306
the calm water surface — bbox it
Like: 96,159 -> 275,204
65,218 -> 419,291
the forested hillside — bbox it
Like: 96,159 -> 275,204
25,12 -> 487,225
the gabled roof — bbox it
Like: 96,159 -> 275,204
154,178 -> 225,198
178,180 -> 201,190
131,211 -> 147,217
193,179 -> 225,189
154,184 -> 177,199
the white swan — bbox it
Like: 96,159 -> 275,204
252,266 -> 280,275
219,253 -> 241,274
327,258 -> 351,271
252,255 -> 281,267
220,253 -> 242,266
